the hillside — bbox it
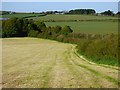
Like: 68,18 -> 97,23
2,38 -> 118,88
45,21 -> 118,34
29,14 -> 118,21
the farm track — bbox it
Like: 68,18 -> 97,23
2,38 -> 119,88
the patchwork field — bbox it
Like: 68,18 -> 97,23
29,14 -> 117,21
45,21 -> 118,34
1,14 -> 118,34
2,13 -> 45,18
2,38 -> 118,88
30,14 -> 118,34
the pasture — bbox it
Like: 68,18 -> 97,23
31,14 -> 118,34
2,13 -> 45,18
1,14 -> 118,34
29,14 -> 117,21
45,21 -> 118,34
2,38 -> 118,88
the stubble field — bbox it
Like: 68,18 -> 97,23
2,38 -> 118,88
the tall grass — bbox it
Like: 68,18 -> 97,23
76,34 -> 118,66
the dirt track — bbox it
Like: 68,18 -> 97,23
2,38 -> 118,88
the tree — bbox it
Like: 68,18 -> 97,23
28,30 -> 39,37
116,12 -> 120,16
116,12 -> 120,15
2,17 -> 37,37
2,17 -> 19,37
35,21 -> 46,32
69,9 -> 96,15
54,25 -> 62,34
101,10 -> 114,16
61,25 -> 73,35
1,11 -> 10,15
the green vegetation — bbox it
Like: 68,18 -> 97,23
2,17 -> 118,66
2,17 -> 73,38
2,9 -> 119,88
3,38 -> 118,88
76,35 -> 118,66
2,13 -> 46,18
69,9 -> 96,14
45,21 -> 118,34
0,11 -> 11,15
2,17 -> 33,37
101,10 -> 114,16
29,14 -> 117,21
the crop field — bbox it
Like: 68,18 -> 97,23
2,13 -> 45,18
29,14 -> 117,21
45,21 -> 118,34
2,38 -> 118,88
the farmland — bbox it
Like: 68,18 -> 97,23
2,13 -> 45,18
29,14 -> 117,21
1,14 -> 118,34
45,21 -> 118,34
30,14 -> 118,34
2,38 -> 118,88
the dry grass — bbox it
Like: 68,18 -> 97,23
0,39 -> 2,89
2,38 -> 118,88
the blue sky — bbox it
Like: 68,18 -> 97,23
1,2 -> 118,13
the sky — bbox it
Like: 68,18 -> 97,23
1,2 -> 119,13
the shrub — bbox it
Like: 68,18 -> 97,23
61,25 -> 73,35
28,30 -> 39,37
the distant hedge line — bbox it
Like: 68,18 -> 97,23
41,19 -> 118,22
2,17 -> 118,66
23,14 -> 46,18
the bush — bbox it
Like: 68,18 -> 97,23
56,35 -> 64,42
77,34 -> 118,66
28,30 -> 39,37
61,25 -> 73,35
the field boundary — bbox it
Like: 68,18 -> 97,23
73,47 -> 119,70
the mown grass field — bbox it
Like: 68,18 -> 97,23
2,13 -> 44,18
29,14 -> 117,21
2,38 -> 118,88
45,21 -> 118,34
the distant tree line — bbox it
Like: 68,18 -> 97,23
1,9 -> 119,17
0,11 -> 11,15
41,10 -> 120,16
101,10 -> 115,16
68,9 -> 96,15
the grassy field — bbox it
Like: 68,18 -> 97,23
31,14 -> 118,34
0,39 -> 1,88
2,13 -> 45,18
2,38 -> 118,88
1,14 -> 118,34
45,21 -> 118,34
29,14 -> 117,21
